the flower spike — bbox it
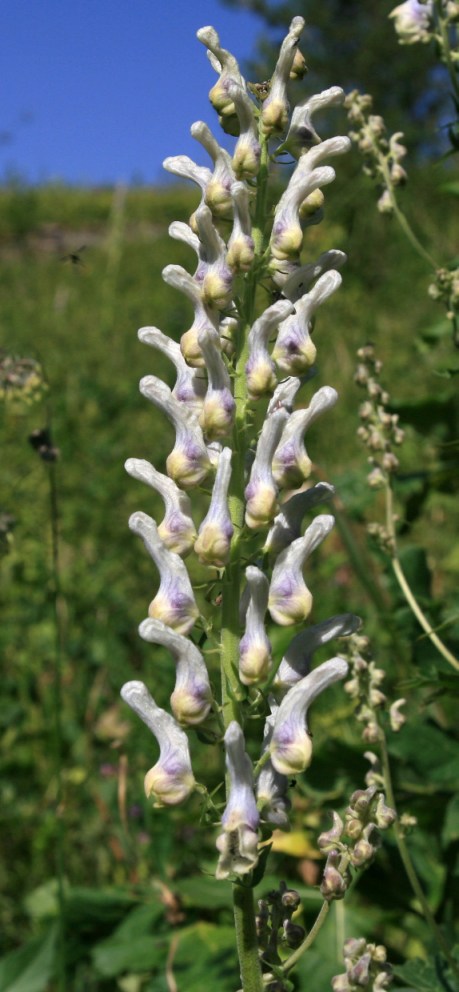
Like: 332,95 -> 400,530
194,446 -> 233,566
268,514 -> 335,625
261,16 -> 305,136
125,457 -> 197,556
245,298 -> 294,400
239,566 -> 272,685
264,482 -> 335,555
244,408 -> 288,529
216,722 -> 260,879
138,326 -> 206,414
140,374 -> 211,487
129,511 -> 199,634
272,385 -> 339,487
138,617 -> 212,725
275,613 -> 362,690
120,680 -> 195,805
270,658 -> 349,774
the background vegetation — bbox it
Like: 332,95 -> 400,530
1,15 -> 459,987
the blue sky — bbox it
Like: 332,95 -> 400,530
1,0 -> 266,186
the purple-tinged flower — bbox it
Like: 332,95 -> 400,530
162,155 -> 212,234
284,87 -> 345,159
216,721 -> 260,879
138,326 -> 206,415
320,849 -> 348,901
264,482 -> 335,555
268,514 -> 335,626
245,298 -> 294,400
162,263 -> 219,367
121,680 -> 195,805
228,82 -> 261,179
139,617 -> 212,725
191,121 -> 236,220
198,326 -> 235,439
389,1 -> 433,43
239,566 -> 272,685
270,657 -> 349,774
275,612 -> 361,690
194,447 -> 233,566
261,17 -> 305,136
139,375 -> 211,487
270,137 -> 350,261
272,271 -> 342,375
244,408 -> 288,529
194,204 -> 234,310
196,25 -> 245,130
129,512 -> 199,634
226,182 -> 255,273
318,811 -> 345,852
389,698 -> 406,732
125,457 -> 197,557
272,385 -> 338,487
256,703 -> 291,827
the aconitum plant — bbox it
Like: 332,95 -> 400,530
121,18 -> 393,991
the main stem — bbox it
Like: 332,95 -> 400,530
220,135 -> 271,992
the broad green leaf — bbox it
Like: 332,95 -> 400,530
0,925 -> 57,992
172,922 -> 238,992
393,955 -> 454,991
388,722 -> 459,789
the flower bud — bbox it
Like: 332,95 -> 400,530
318,811 -> 345,852
374,793 -> 396,830
320,851 -> 348,901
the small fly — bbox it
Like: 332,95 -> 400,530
61,245 -> 86,266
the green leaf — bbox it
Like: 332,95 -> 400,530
0,925 -> 57,992
172,922 -> 238,992
91,903 -> 166,977
393,955 -> 455,991
174,876 -> 234,911
388,722 -> 459,789
442,794 -> 459,846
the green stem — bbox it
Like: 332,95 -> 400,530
385,483 -> 459,671
433,0 -> 459,106
379,731 -> 459,980
282,901 -> 330,976
233,884 -> 265,992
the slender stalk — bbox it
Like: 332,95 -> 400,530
433,0 -> 459,106
385,483 -> 459,671
282,901 -> 330,975
47,457 -> 67,991
379,731 -> 459,980
233,883 -> 265,992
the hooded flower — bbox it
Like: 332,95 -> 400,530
125,457 -> 197,556
161,263 -> 219,367
139,375 -> 211,487
198,326 -> 235,439
162,154 -> 212,233
191,120 -> 236,220
272,270 -> 343,375
194,204 -> 234,310
121,680 -> 195,805
268,514 -> 335,625
261,16 -> 305,136
216,721 -> 260,879
196,25 -> 245,132
270,657 -> 349,774
245,298 -> 295,400
138,325 -> 206,414
264,481 -> 335,555
284,86 -> 345,159
244,408 -> 288,529
281,249 -> 347,304
256,702 -> 291,827
275,613 -> 361,690
194,446 -> 233,565
389,0 -> 433,43
138,617 -> 212,725
228,81 -> 261,179
270,137 -> 350,262
129,512 -> 199,634
272,385 -> 339,487
239,566 -> 272,685
226,181 -> 255,273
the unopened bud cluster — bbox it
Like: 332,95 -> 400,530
0,351 -> 47,409
256,881 -> 305,965
344,91 -> 407,214
343,633 -> 406,741
318,785 -> 396,899
355,343 -> 404,506
332,937 -> 393,991
428,265 -> 459,328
